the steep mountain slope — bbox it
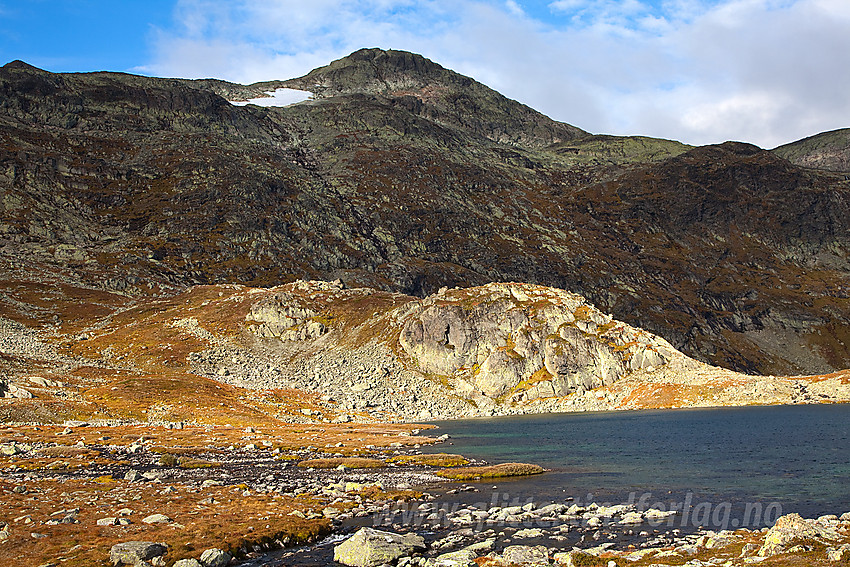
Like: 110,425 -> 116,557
773,128 -> 850,172
1,49 -> 849,377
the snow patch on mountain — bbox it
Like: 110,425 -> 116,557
229,88 -> 312,107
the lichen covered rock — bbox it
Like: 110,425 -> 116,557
109,541 -> 168,566
758,513 -> 842,557
333,527 -> 425,567
398,283 -> 674,403
246,291 -> 328,340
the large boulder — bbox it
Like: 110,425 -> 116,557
199,548 -> 232,567
333,527 -> 425,567
499,545 -> 550,566
109,541 -> 168,566
432,548 -> 478,566
758,513 -> 842,556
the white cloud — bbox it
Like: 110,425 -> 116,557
505,0 -> 525,16
141,0 -> 850,148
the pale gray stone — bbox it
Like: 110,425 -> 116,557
334,528 -> 425,567
827,544 -> 850,562
432,548 -> 477,567
7,384 -> 33,398
109,541 -> 167,566
124,470 -> 142,482
141,514 -> 172,524
759,513 -> 822,556
397,284 -> 674,404
500,545 -> 549,566
199,548 -> 232,567
554,550 -> 598,567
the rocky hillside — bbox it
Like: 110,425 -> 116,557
2,264 -> 848,424
773,128 -> 850,172
1,49 -> 849,379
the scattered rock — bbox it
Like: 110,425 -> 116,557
334,528 -> 425,567
142,514 -> 172,525
513,528 -> 544,538
199,548 -> 232,567
124,470 -> 143,482
827,544 -> 850,562
619,511 -> 644,524
499,545 -> 549,566
28,376 -> 58,388
5,384 -> 34,399
759,513 -> 827,556
432,548 -> 478,566
554,550 -> 598,567
109,541 -> 168,566
323,507 -> 342,519
0,443 -> 25,456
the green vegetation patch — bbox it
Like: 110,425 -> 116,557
549,134 -> 692,166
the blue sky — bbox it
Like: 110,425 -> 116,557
0,1 -> 175,72
1,0 -> 848,148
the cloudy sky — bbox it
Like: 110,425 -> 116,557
1,0 -> 848,148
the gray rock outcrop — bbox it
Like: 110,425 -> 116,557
333,527 -> 425,567
109,541 -> 168,566
246,291 -> 327,340
758,513 -> 843,556
498,545 -> 550,566
398,283 -> 675,404
199,548 -> 232,567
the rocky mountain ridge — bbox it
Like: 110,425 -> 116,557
1,48 -> 849,388
773,127 -> 850,172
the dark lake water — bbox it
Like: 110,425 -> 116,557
255,404 -> 850,566
424,404 -> 850,528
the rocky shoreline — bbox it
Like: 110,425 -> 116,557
2,418 -> 850,566
320,506 -> 850,567
257,475 -> 850,567
0,420 -> 446,566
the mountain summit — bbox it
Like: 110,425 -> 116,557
281,48 -> 587,148
286,48 -> 463,95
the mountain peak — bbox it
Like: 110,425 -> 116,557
285,48 -> 462,97
1,60 -> 49,74
283,48 -> 586,148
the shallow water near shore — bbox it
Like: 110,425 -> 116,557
253,404 -> 850,565
424,404 -> 850,524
